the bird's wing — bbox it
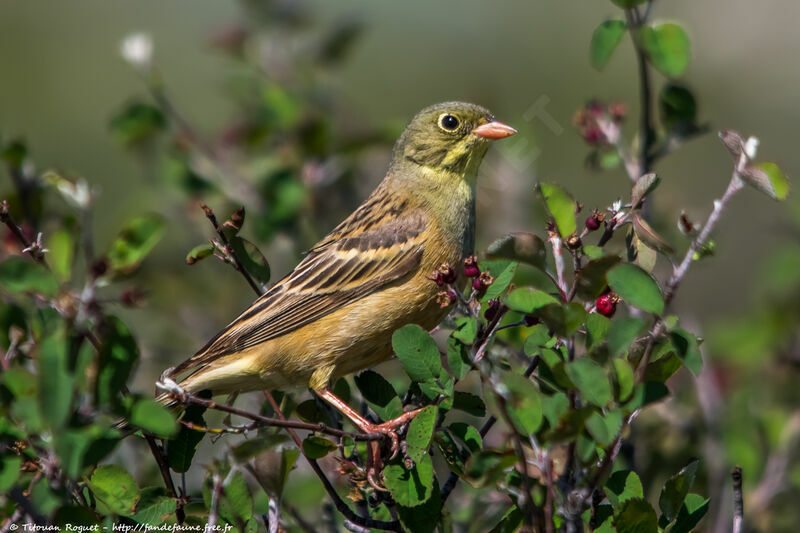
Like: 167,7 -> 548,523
170,207 -> 427,377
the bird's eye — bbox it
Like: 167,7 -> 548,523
439,114 -> 460,131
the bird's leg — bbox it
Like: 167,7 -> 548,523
316,387 -> 424,490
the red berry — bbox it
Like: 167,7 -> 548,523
472,271 -> 495,292
585,215 -> 600,231
595,292 -> 619,317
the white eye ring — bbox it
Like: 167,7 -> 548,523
438,113 -> 460,131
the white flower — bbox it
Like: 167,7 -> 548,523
120,32 -> 153,69
744,136 -> 760,160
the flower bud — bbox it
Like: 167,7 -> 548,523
436,290 -> 457,308
472,271 -> 495,292
463,255 -> 480,278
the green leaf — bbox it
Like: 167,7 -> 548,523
542,392 -> 570,428
0,256 -> 58,296
523,323 -> 553,355
55,426 -> 120,479
611,0 -> 648,7
486,233 -> 546,270
47,229 -> 74,282
435,430 -> 466,475
607,317 -> 646,356
167,398 -> 208,473
644,353 -> 682,383
487,371 -> 542,435
565,358 -> 612,407
606,470 -> 644,509
396,477 -> 442,533
252,447 -> 299,498
0,455 -> 22,492
488,507 -> 523,533
607,263 -> 664,314
670,329 -> 703,376
660,83 -> 698,130
672,494 -> 709,533
463,449 -> 516,487
406,406 -> 438,463
110,102 -> 166,146
625,381 -> 669,410
741,162 -> 790,201
576,255 -> 622,300
384,454 -> 434,507
130,399 -> 178,438
353,370 -> 403,420
631,173 -> 660,209
447,335 -> 471,380
132,487 -> 176,525
302,436 -> 338,459
585,408 -> 623,446
95,316 -> 138,407
506,287 -> 559,313
450,422 -> 482,453
38,333 -> 73,429
659,460 -> 699,522
88,465 -> 141,517
538,182 -> 577,238
640,23 -> 691,77
107,214 -> 165,272
230,236 -> 271,286
591,20 -> 627,70
392,324 -> 442,383
613,359 -> 635,401
185,243 -> 214,265
452,391 -> 486,417
453,316 -> 478,344
615,498 -> 658,533
482,261 -> 518,301
585,313 -> 611,351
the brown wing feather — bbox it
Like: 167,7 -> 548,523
170,205 -> 426,378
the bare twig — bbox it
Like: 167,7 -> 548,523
626,7 -> 655,178
732,467 -> 743,533
171,390 -> 383,442
144,435 -> 185,524
200,203 -> 263,296
440,356 -> 540,504
207,473 -> 223,528
0,200 -> 46,264
261,391 -> 402,532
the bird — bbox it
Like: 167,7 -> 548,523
161,101 -> 515,486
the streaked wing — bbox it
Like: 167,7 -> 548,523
170,205 -> 426,377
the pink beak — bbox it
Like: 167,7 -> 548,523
472,120 -> 517,139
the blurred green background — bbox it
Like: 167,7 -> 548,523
2,1 -> 799,530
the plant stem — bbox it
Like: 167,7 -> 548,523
173,391 -> 383,441
201,203 -> 264,296
732,467 -> 744,533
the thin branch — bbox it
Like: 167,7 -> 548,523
172,391 -> 383,442
144,434 -> 186,524
440,356 -> 540,504
261,391 -> 402,532
201,203 -> 263,296
731,467 -> 743,533
549,236 -> 568,301
626,7 -> 655,177
0,200 -> 46,264
496,394 -> 536,527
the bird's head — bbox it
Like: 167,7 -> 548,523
391,101 -> 516,179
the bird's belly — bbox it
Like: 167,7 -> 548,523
195,242 -> 464,394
